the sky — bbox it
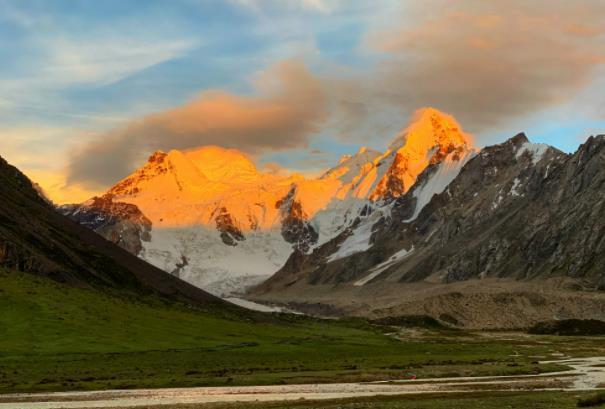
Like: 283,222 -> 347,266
0,0 -> 604,204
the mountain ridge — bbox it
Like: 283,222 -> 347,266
249,132 -> 605,328
63,107 -> 474,296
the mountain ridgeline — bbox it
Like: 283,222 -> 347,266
259,132 -> 605,287
251,133 -> 605,328
61,107 -> 475,296
57,107 -> 605,328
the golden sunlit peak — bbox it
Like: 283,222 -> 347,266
394,107 -> 473,151
147,150 -> 168,163
183,145 -> 259,182
369,107 -> 476,201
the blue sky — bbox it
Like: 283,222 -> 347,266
0,0 -> 604,202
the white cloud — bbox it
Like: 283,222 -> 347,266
40,37 -> 197,87
0,1 -> 198,89
1,36 -> 197,91
230,0 -> 336,13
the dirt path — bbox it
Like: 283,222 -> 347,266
1,357 -> 603,409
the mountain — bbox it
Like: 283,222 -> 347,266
0,153 -> 222,306
251,133 -> 605,328
62,107 -> 474,296
2,154 -> 454,395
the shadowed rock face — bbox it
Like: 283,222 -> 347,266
276,186 -> 318,253
384,133 -> 605,289
60,195 -> 152,255
214,207 -> 245,246
0,154 -> 222,306
252,134 -> 605,327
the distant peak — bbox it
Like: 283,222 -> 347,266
358,146 -> 367,154
414,106 -> 453,119
507,132 -> 530,147
184,145 -> 259,182
370,107 -> 474,201
338,154 -> 352,165
398,107 -> 472,150
148,150 -> 167,163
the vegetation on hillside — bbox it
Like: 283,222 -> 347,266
2,269 -> 598,394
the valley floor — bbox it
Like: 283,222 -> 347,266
2,269 -> 605,408
80,391 -> 605,409
2,357 -> 604,409
249,278 -> 605,329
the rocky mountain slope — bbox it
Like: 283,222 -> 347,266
0,154 -> 223,307
250,133 -> 605,328
62,107 -> 474,296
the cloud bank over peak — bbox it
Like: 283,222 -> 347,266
67,59 -> 327,188
45,0 -> 605,196
331,0 -> 605,140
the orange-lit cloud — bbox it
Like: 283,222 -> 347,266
334,0 -> 605,138
63,0 -> 605,193
67,59 -> 327,188
0,126 -> 103,203
24,169 -> 101,204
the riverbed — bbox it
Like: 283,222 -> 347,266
1,357 -> 603,409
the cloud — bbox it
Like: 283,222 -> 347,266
0,126 -> 103,203
24,169 -> 101,205
41,37 -> 196,87
67,59 -> 327,188
24,0 -> 605,198
261,162 -> 290,176
0,126 -> 88,169
0,1 -> 197,90
333,0 -> 605,137
230,0 -> 335,13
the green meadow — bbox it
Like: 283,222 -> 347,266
0,269 -> 602,394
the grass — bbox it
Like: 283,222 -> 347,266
100,391 -> 603,409
577,391 -> 605,407
529,319 -> 605,336
0,269 -> 603,394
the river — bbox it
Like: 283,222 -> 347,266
1,356 -> 603,409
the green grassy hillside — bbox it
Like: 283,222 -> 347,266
3,269 -> 600,394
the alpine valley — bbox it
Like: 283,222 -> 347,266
61,107 -> 605,329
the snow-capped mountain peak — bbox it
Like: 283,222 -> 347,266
64,107 -> 478,297
370,107 -> 473,200
321,147 -> 382,185
391,107 -> 471,151
184,145 -> 260,183
109,149 -> 210,198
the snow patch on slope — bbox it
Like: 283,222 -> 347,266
407,150 -> 476,222
141,226 -> 292,296
354,246 -> 414,286
310,198 -> 370,247
327,207 -> 387,262
516,142 -> 549,164
224,298 -> 285,313
509,178 -> 522,197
